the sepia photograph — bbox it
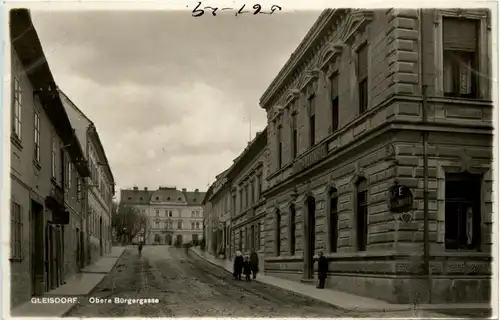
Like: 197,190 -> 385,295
3,2 -> 497,318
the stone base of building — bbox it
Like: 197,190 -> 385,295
264,269 -> 491,304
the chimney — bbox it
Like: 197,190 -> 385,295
133,187 -> 138,191
195,189 -> 199,193
144,187 -> 148,191
182,188 -> 187,192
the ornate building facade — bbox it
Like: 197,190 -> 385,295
120,186 -> 205,245
259,9 -> 492,304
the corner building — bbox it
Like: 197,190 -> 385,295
260,9 -> 492,304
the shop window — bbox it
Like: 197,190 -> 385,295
356,178 -> 368,251
445,172 -> 482,250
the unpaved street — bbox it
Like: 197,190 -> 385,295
68,246 -> 354,317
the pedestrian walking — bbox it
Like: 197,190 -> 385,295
243,255 -> 252,281
250,249 -> 259,279
138,241 -> 143,257
233,251 -> 243,280
316,251 -> 328,289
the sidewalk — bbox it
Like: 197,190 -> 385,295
10,246 -> 126,317
190,247 -> 490,317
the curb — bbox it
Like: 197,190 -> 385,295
61,247 -> 127,317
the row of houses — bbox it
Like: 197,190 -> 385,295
9,9 -> 115,308
202,8 -> 493,304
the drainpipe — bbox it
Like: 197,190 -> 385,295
419,9 -> 432,303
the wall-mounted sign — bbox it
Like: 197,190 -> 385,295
389,183 -> 413,213
292,142 -> 328,175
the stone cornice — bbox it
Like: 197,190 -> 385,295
259,9 -> 374,111
259,9 -> 340,109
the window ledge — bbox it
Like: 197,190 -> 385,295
9,257 -> 23,262
33,160 -> 41,171
11,135 -> 22,150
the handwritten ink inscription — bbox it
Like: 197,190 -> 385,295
191,2 -> 282,17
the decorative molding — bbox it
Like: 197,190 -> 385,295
284,89 -> 301,109
259,9 -> 351,109
318,43 -> 344,70
352,162 -> 366,183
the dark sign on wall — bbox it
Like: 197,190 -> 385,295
389,183 -> 413,213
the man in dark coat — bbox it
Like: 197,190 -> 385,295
317,251 -> 328,289
250,250 -> 259,279
233,251 -> 243,280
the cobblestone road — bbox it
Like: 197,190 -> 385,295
67,246 -> 359,317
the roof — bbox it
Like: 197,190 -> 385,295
151,187 -> 187,203
10,9 -> 89,178
202,185 -> 214,205
225,126 -> 267,180
183,190 -> 206,206
58,89 -> 116,193
120,189 -> 153,205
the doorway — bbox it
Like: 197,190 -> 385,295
31,201 -> 44,296
305,196 -> 316,279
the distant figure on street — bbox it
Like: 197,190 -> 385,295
317,251 -> 328,289
233,251 -> 243,280
250,250 -> 259,279
243,255 -> 252,281
138,242 -> 143,257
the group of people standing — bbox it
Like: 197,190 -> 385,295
233,250 -> 259,281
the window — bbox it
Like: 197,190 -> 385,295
68,162 -> 72,189
10,201 -> 22,260
276,210 -> 281,256
196,222 -> 200,229
292,113 -> 298,158
250,180 -> 255,206
51,137 -> 57,178
232,194 -> 236,214
178,220 -> 182,229
155,220 -> 160,228
169,210 -> 172,217
128,197 -> 132,200
442,17 -> 479,98
12,76 -> 22,140
356,178 -> 368,251
156,210 -> 160,217
155,234 -> 160,243
329,188 -> 339,253
239,229 -> 243,251
192,222 -> 195,229
245,186 -> 249,209
257,175 -> 262,200
77,178 -> 82,203
357,44 -> 368,114
156,197 -> 159,200
277,125 -> 282,169
140,197 -> 143,200
239,189 -> 243,212
33,112 -> 40,162
289,205 -> 296,255
308,94 -> 316,147
330,74 -> 339,132
445,172 -> 481,250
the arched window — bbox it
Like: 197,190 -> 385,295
289,205 -> 296,255
276,209 -> 281,256
356,178 -> 368,251
329,188 -> 338,253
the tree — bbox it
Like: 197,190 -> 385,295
112,202 -> 148,244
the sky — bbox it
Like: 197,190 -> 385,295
31,9 -> 321,195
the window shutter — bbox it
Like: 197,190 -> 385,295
443,18 -> 478,51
